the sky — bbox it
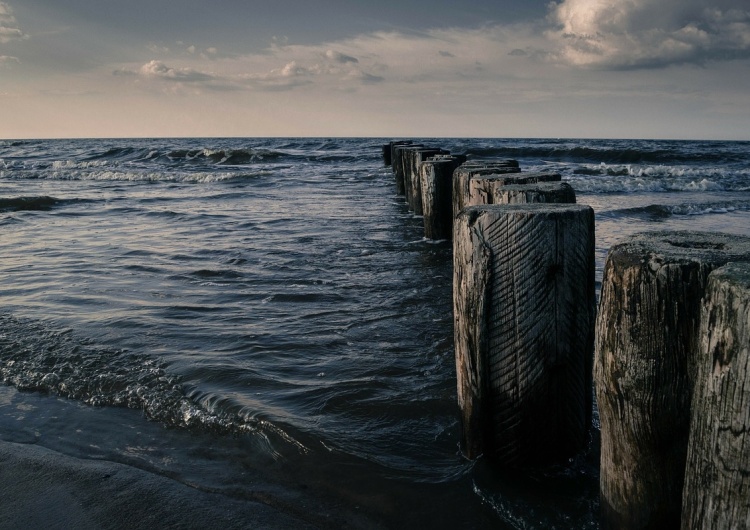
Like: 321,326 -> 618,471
1,0 -> 749,139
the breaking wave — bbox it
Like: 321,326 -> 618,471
602,200 -> 750,220
462,141 -> 748,165
0,313 -> 293,441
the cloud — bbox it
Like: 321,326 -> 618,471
325,49 -> 358,64
0,2 -> 27,44
112,1 -> 750,101
139,59 -> 215,82
0,54 -> 19,65
546,0 -> 750,68
147,44 -> 170,55
243,60 -> 313,90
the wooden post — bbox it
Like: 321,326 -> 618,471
405,148 -> 448,215
389,141 -> 412,172
467,174 -> 566,206
462,159 -> 520,169
420,155 -> 464,240
392,144 -> 422,196
453,204 -> 596,466
595,231 -> 750,529
382,143 -> 392,166
452,164 -> 521,219
683,262 -> 750,528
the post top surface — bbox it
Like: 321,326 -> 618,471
611,231 -> 750,266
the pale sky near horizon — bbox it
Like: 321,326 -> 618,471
1,0 -> 749,140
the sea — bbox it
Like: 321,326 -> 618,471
1,137 -> 749,529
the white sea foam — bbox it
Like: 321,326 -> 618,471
39,169 -> 270,183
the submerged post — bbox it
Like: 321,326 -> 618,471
420,155 -> 465,240
453,203 -> 596,466
595,232 -> 750,529
683,262 -> 750,528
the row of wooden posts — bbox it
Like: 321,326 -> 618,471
382,140 -> 750,529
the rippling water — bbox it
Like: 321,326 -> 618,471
1,137 -> 749,528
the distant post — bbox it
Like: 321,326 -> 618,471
392,144 -> 422,195
420,155 -> 465,240
468,181 -> 575,205
405,148 -> 449,214
452,163 -> 520,219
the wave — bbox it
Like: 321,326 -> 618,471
163,148 -> 286,165
565,171 -> 748,193
0,313 -> 281,438
0,196 -> 59,212
603,200 -> 750,220
0,196 -> 92,212
463,143 -> 746,165
3,169 -> 271,183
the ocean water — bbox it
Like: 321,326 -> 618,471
1,137 -> 749,528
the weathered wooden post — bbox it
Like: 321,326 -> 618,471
595,231 -> 750,529
405,148 -> 448,215
419,155 -> 465,240
467,173 -> 565,206
683,262 -> 750,528
452,163 -> 520,219
453,203 -> 596,466
468,181 -> 575,206
392,144 -> 422,195
382,143 -> 392,166
389,141 -> 412,171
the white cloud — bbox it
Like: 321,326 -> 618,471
0,54 -> 19,65
147,44 -> 170,55
546,0 -> 750,68
325,50 -> 358,64
110,2 -> 750,101
0,2 -> 27,44
139,59 -> 214,82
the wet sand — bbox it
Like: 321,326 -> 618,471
0,439 -> 341,530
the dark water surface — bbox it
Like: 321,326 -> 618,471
1,138 -> 749,528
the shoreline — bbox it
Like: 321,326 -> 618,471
0,438 -> 362,530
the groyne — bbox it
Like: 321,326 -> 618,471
382,140 -> 750,528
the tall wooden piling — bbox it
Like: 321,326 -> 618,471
467,173 -> 566,206
453,204 -> 596,466
392,144 -> 422,195
382,144 -> 392,166
452,164 -> 521,219
682,262 -> 750,528
419,155 -> 464,240
405,148 -> 448,215
389,141 -> 413,171
595,232 -> 750,529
